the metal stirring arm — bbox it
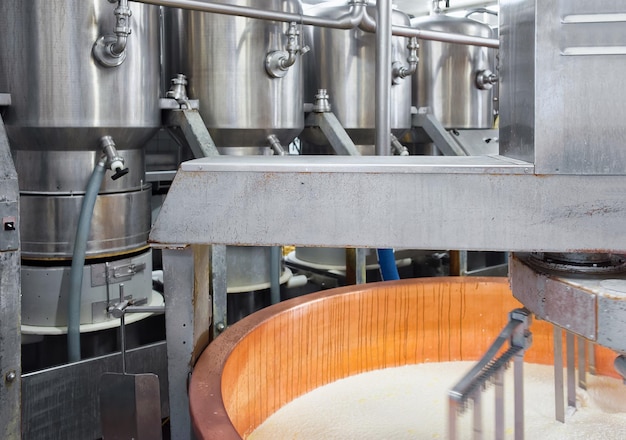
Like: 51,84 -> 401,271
448,308 -> 532,440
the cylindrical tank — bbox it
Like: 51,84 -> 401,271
0,1 -> 161,337
176,0 -> 304,151
0,0 -> 161,259
411,12 -> 494,129
302,1 -> 412,150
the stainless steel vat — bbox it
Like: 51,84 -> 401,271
177,0 -> 304,150
302,1 -> 412,147
0,0 -> 161,259
412,12 -> 494,129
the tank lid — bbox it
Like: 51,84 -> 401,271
411,12 -> 492,38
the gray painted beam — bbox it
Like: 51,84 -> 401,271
150,155 -> 626,253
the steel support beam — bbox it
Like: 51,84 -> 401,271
150,155 -> 626,253
167,110 -> 220,158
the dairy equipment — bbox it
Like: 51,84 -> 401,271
164,0 -> 306,324
179,0 -> 305,154
413,10 -> 494,130
150,0 -> 626,439
0,0 -> 161,343
0,1 -> 167,438
408,5 -> 498,157
301,1 -> 413,154
2,0 -> 626,439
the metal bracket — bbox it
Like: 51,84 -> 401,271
166,109 -> 220,158
305,112 -> 361,156
412,108 -> 468,156
91,259 -> 147,287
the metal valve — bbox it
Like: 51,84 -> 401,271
100,136 -> 129,180
476,69 -> 499,90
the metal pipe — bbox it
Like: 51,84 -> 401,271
135,0 -> 498,48
134,0 -> 365,29
111,0 -> 132,56
374,0 -> 392,156
269,246 -> 282,305
93,0 -> 132,67
392,37 -> 418,82
360,7 -> 499,48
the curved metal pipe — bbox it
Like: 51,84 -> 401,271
93,0 -> 132,67
110,0 -> 132,56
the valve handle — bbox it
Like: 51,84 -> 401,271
111,167 -> 129,180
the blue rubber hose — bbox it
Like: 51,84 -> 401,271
67,160 -> 106,363
377,248 -> 400,281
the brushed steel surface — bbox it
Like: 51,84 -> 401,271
177,0 -> 304,148
21,251 -> 152,327
412,12 -> 494,129
500,0 -> 626,175
151,155 -> 626,252
303,2 -> 412,143
0,1 -> 161,149
227,246 -> 272,289
14,148 -> 146,193
22,342 -> 168,440
161,246 -> 211,440
20,186 -> 152,259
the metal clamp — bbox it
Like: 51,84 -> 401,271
107,290 -> 163,319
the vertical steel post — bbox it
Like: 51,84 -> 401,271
162,245 -> 213,439
375,0 -> 392,156
0,111 -> 21,440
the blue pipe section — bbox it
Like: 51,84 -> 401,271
269,246 -> 282,304
377,248 -> 400,281
67,160 -> 106,363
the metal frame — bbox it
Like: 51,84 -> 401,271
22,342 -> 168,440
0,103 -> 20,440
150,155 -> 626,253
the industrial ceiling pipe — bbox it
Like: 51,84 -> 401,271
134,0 -> 499,48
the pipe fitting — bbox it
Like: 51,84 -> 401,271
100,136 -> 129,180
166,74 -> 192,109
476,69 -> 499,90
93,0 -> 132,67
267,135 -> 287,156
392,37 -> 418,84
312,89 -> 332,113
390,133 -> 409,156
265,22 -> 309,78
